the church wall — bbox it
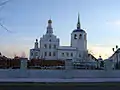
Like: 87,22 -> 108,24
71,32 -> 87,51
57,49 -> 76,60
30,49 -> 40,59
39,35 -> 59,60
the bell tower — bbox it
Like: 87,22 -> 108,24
71,14 -> 87,51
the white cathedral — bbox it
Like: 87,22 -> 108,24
29,15 -> 97,65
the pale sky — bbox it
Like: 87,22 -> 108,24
0,0 -> 120,59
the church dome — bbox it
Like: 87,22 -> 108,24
36,39 -> 38,42
48,19 -> 52,24
73,29 -> 85,33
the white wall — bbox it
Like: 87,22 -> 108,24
71,31 -> 87,51
57,49 -> 76,60
30,49 -> 40,59
40,34 -> 59,60
0,69 -> 120,78
109,50 -> 120,63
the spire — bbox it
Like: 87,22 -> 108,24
34,39 -> 38,49
46,19 -> 53,34
77,13 -> 81,29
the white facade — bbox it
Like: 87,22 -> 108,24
29,15 -> 96,63
57,46 -> 77,60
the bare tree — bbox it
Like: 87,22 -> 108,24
88,49 -> 95,56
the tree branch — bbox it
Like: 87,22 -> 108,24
0,0 -> 10,7
0,22 -> 12,33
0,0 -> 13,33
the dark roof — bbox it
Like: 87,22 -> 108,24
73,29 -> 85,33
109,48 -> 120,59
88,54 -> 97,61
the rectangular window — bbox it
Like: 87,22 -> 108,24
66,52 -> 69,57
49,52 -> 51,56
62,53 -> 64,57
49,44 -> 51,49
44,52 -> 47,56
54,45 -> 56,49
53,52 -> 56,56
35,52 -> 38,56
31,52 -> 33,56
71,53 -> 73,57
79,54 -> 81,57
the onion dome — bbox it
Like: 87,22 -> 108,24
48,19 -> 52,24
36,39 -> 38,42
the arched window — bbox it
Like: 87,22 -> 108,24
71,53 -> 73,57
79,34 -> 82,39
44,44 -> 47,48
74,34 -> 77,39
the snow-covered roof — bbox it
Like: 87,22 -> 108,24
57,46 -> 76,50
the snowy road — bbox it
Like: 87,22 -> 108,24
0,78 -> 120,82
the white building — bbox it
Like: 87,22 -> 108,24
108,48 -> 120,69
109,48 -> 120,63
30,15 -> 97,65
